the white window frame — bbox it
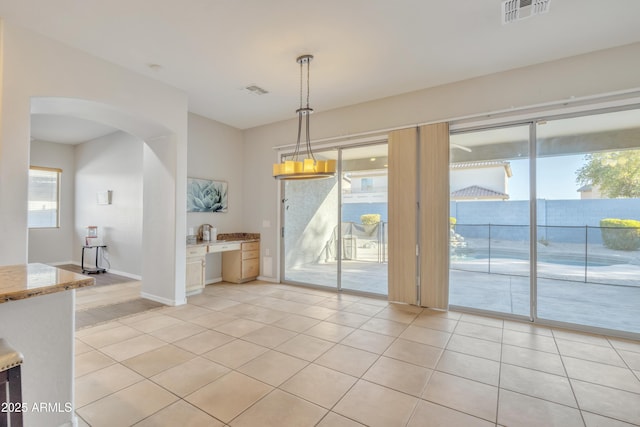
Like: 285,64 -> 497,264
28,166 -> 62,229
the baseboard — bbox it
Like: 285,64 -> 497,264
140,291 -> 185,307
63,261 -> 141,280
48,260 -> 75,266
105,269 -> 141,280
257,276 -> 279,283
205,277 -> 223,285
60,416 -> 76,427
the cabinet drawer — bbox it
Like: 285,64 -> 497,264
186,246 -> 206,257
242,241 -> 260,251
209,242 -> 241,253
241,258 -> 259,278
242,250 -> 259,260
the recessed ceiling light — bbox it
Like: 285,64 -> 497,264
370,157 -> 376,161
147,63 -> 163,71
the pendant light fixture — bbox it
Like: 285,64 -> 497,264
273,54 -> 336,180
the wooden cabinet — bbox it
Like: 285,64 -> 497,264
222,241 -> 260,283
186,245 -> 206,294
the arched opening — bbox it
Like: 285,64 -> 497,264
29,97 -> 185,305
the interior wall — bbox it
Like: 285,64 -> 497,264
187,112 -> 245,282
28,140 -> 75,264
0,21 -> 188,426
0,21 -> 188,301
242,42 -> 640,283
75,131 -> 143,277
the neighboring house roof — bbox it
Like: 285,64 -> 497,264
450,161 -> 513,177
451,185 -> 509,200
577,184 -> 593,192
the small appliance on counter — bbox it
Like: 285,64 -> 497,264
198,224 -> 217,242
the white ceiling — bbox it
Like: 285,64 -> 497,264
30,114 -> 118,144
3,0 -> 640,131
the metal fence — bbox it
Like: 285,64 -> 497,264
451,224 -> 640,286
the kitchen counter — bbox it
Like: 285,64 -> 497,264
187,232 -> 260,248
0,263 -> 94,303
0,263 -> 94,426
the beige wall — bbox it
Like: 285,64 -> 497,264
187,112 -> 245,282
28,140 -> 76,264
243,42 -> 640,281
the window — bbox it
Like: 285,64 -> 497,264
28,166 -> 61,228
361,177 -> 374,192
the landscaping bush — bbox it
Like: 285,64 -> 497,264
450,217 -> 457,229
360,214 -> 381,225
600,218 -> 640,251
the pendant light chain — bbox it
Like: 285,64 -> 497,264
305,58 -> 316,162
272,53 -> 335,180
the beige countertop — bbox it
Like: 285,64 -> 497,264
0,263 -> 94,303
187,232 -> 260,248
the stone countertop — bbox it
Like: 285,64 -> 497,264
217,233 -> 260,241
0,263 -> 94,303
187,233 -> 260,247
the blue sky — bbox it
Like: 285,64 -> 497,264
508,154 -> 587,201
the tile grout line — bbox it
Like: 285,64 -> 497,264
551,327 -> 587,426
75,281 -> 640,426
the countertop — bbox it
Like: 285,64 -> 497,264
0,263 -> 94,303
188,232 -> 260,247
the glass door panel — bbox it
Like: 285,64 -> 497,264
449,125 -> 531,316
536,108 -> 640,334
282,149 -> 338,288
340,144 -> 388,294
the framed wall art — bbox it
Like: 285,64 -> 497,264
187,177 -> 228,213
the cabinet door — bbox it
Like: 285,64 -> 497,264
241,258 -> 259,279
186,256 -> 204,292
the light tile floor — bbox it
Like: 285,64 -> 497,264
74,281 -> 640,426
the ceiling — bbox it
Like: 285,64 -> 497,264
2,0 -> 640,131
30,114 -> 118,144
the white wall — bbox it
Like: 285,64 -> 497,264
0,21 -> 188,427
75,131 -> 143,277
28,140 -> 76,264
187,113 -> 245,281
243,42 -> 640,280
0,21 -> 188,303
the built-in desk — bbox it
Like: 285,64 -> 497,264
186,233 -> 260,294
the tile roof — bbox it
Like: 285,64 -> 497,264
450,161 -> 513,177
450,185 -> 509,200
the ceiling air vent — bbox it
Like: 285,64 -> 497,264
502,0 -> 551,24
244,85 -> 269,95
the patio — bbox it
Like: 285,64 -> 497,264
284,244 -> 640,334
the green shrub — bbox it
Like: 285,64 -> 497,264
450,217 -> 457,229
600,218 -> 640,251
361,214 -> 381,225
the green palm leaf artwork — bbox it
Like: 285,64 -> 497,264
187,178 -> 228,212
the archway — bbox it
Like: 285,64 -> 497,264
30,97 -> 186,305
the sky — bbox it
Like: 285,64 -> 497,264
508,154 -> 587,201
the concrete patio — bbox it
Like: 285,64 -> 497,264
284,254 -> 640,334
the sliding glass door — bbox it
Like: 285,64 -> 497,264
340,144 -> 388,294
449,125 -> 531,317
281,143 -> 388,295
450,106 -> 640,336
535,108 -> 640,334
282,149 -> 338,288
